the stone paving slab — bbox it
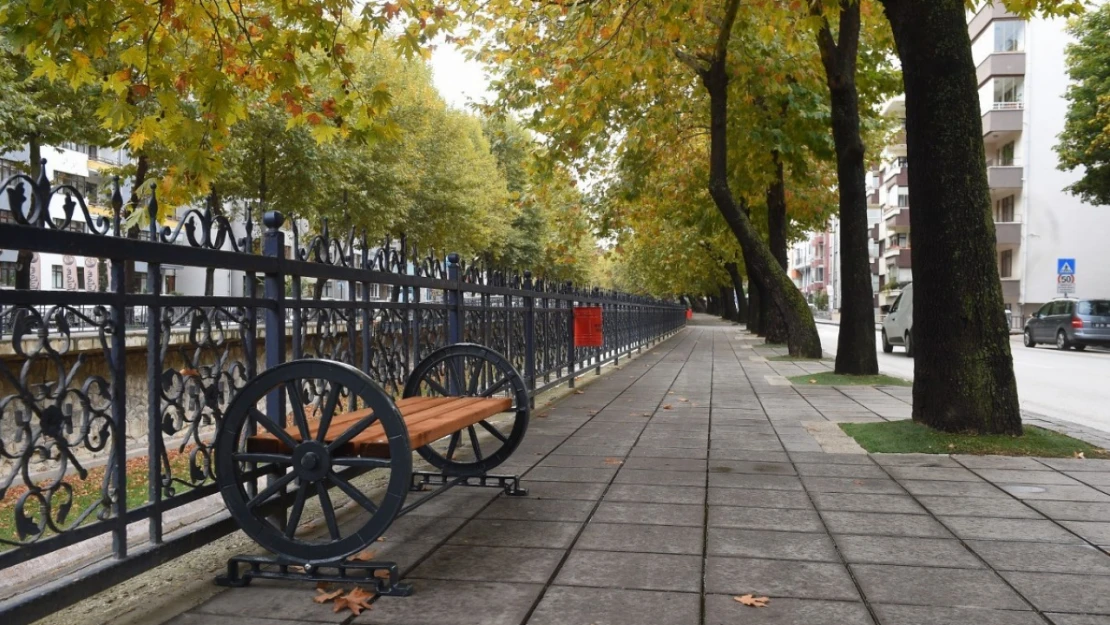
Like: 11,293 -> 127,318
170,320 -> 1110,625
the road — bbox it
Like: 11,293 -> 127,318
815,323 -> 1110,435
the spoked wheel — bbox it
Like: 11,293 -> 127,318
216,360 -> 411,564
404,344 -> 529,477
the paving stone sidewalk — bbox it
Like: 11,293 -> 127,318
171,318 -> 1110,625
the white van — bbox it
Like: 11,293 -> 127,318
881,282 -> 914,357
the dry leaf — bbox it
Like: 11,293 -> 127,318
808,379 -> 817,384
376,536 -> 386,542
350,549 -> 377,562
289,565 -> 306,573
663,404 -> 672,410
603,457 -> 623,465
332,587 -> 376,616
574,390 -> 585,395
373,570 -> 392,580
734,594 -> 770,608
668,391 -> 675,395
678,397 -> 688,402
314,588 -> 343,604
1074,451 -> 1086,460
640,412 -> 652,417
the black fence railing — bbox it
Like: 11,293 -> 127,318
0,165 -> 686,623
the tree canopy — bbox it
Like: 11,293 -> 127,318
1057,1 -> 1110,206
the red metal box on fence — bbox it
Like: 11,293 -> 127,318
573,306 -> 604,347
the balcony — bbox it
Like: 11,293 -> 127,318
988,165 -> 1023,189
870,224 -> 880,241
1000,277 -> 1021,301
976,53 -> 1025,85
968,3 -> 1018,40
995,221 -> 1022,246
982,108 -> 1023,137
885,207 -> 910,231
885,168 -> 909,189
884,246 -> 912,268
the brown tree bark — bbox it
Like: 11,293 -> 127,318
725,262 -> 748,323
879,0 -> 1020,434
813,0 -> 880,376
720,285 -> 738,322
764,153 -> 790,344
686,1 -> 820,357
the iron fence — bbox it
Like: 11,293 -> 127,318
0,165 -> 686,623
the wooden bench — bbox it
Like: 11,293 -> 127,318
214,344 -> 530,594
246,396 -> 514,458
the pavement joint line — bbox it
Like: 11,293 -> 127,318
342,329 -> 689,625
725,329 -> 883,625
697,324 -> 716,625
514,328 -> 701,625
865,448 -> 1054,621
949,456 -> 1110,559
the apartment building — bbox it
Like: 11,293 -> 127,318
869,3 -> 1110,324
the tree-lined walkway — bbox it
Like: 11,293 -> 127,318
169,318 -> 1110,625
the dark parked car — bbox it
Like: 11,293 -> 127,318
1024,298 -> 1110,351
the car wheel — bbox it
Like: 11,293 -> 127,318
1057,330 -> 1071,351
904,332 -> 914,358
1023,329 -> 1036,348
881,329 -> 894,353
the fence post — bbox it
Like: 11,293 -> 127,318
262,211 -> 287,528
594,287 -> 602,375
566,281 -> 576,389
523,271 -> 536,406
108,178 -> 128,559
446,253 -> 462,345
144,189 -> 164,545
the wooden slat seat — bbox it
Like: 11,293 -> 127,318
247,396 -> 513,458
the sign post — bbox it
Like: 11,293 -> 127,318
1057,258 -> 1076,296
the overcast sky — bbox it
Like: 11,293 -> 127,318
428,43 -> 493,110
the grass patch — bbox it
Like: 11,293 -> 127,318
767,355 -> 830,362
840,421 -> 1109,458
788,372 -> 911,386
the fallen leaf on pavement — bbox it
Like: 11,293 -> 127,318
1075,451 -> 1086,459
314,588 -> 343,604
377,536 -> 386,542
668,391 -> 674,395
663,405 -> 673,410
678,397 -> 688,402
350,549 -> 377,562
604,457 -> 623,465
734,594 -> 770,608
332,587 -> 376,616
808,379 -> 817,384
574,390 -> 585,395
373,570 -> 392,580
289,565 -> 306,573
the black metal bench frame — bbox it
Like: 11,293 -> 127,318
213,343 -> 529,594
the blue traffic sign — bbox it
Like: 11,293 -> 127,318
1058,258 -> 1076,275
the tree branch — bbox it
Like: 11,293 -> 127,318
712,0 -> 743,64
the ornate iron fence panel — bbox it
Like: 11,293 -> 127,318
0,166 -> 686,623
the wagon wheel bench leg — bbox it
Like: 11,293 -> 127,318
213,360 -> 412,591
400,343 -> 531,508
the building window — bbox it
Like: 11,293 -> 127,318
130,271 -> 148,293
996,21 -> 1025,53
52,217 -> 87,233
897,193 -> 909,207
996,195 -> 1015,222
0,209 -> 17,224
998,142 -> 1016,167
1000,250 -> 1013,278
816,267 -> 824,283
52,266 -> 63,289
0,159 -> 19,181
892,233 -> 909,248
896,157 -> 908,168
323,281 -> 333,298
163,269 -> 177,294
0,261 -> 17,287
77,269 -> 85,290
993,77 -> 1024,110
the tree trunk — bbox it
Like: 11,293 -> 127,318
725,262 -> 748,323
699,57 -> 821,357
747,275 -> 764,335
880,0 -> 1020,434
764,154 -> 790,344
124,154 -> 150,294
204,187 -> 223,297
15,139 -> 41,291
720,286 -> 738,322
814,0 -> 880,376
